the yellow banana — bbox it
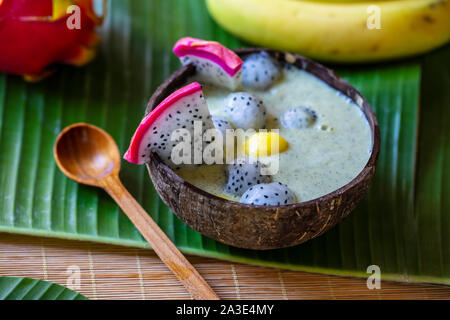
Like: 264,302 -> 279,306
206,0 -> 450,63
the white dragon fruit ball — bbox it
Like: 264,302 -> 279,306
225,160 -> 272,197
224,92 -> 267,130
280,106 -> 318,129
240,182 -> 297,206
242,51 -> 281,91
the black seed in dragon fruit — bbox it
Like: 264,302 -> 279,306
242,51 -> 281,91
124,82 -> 215,167
240,182 -> 297,206
224,92 -> 267,130
211,115 -> 233,137
225,160 -> 272,197
173,37 -> 243,90
280,106 -> 318,129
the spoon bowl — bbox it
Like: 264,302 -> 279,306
54,123 -> 120,186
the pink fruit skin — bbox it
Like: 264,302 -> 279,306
0,0 -> 101,78
124,82 -> 203,165
173,37 -> 242,77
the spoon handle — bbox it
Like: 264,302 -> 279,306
100,174 -> 220,300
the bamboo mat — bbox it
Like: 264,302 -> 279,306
0,233 -> 449,300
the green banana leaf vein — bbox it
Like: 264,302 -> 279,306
0,276 -> 87,300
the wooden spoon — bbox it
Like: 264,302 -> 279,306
54,123 -> 219,300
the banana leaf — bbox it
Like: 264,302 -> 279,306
0,0 -> 448,284
0,276 -> 87,300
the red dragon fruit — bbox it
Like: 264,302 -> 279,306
0,0 -> 103,81
173,37 -> 243,90
124,82 -> 217,167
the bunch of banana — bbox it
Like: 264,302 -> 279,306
206,0 -> 450,63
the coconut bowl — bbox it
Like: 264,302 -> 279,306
144,48 -> 380,250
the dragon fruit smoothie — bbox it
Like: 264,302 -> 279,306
125,38 -> 372,205
176,65 -> 372,203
